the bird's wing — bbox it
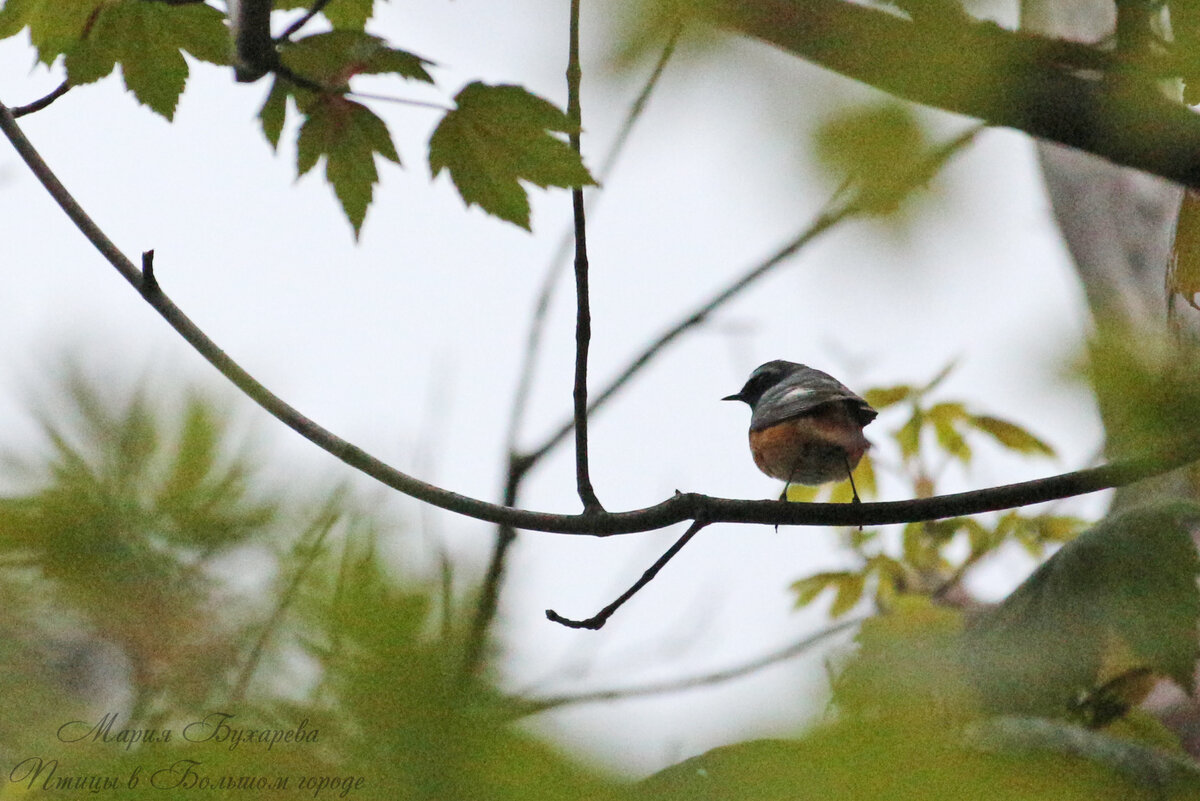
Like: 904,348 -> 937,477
750,371 -> 875,431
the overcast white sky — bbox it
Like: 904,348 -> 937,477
0,0 -> 1108,776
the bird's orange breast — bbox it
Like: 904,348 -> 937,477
748,403 -> 869,485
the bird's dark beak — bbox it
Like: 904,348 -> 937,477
721,393 -> 742,402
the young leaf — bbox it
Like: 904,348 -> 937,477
830,572 -> 866,618
784,482 -> 820,503
929,402 -> 971,463
280,30 -> 433,89
970,415 -> 1055,457
861,384 -> 913,409
896,409 -> 923,460
791,571 -> 852,609
1031,514 -> 1087,544
296,95 -> 400,237
428,82 -> 596,229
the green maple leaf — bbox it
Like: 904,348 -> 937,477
260,30 -> 431,152
0,0 -> 99,62
296,96 -> 400,237
428,82 -> 596,230
47,0 -> 229,120
281,30 -> 433,89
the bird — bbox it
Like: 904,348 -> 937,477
723,361 -> 877,502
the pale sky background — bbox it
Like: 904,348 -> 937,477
0,0 -> 1108,777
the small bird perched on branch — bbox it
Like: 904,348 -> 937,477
723,360 -> 877,502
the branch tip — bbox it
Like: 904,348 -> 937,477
545,608 -> 605,629
141,249 -> 159,295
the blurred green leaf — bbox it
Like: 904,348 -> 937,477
965,503 -> 1200,717
428,82 -> 596,229
1082,326 -> 1200,458
897,409 -> 923,460
813,101 -> 933,214
930,402 -> 972,463
791,571 -> 852,608
827,453 -> 875,503
784,482 -> 820,502
961,517 -> 995,557
296,95 -> 400,237
862,384 -> 914,409
972,716 -> 1200,793
970,415 -> 1054,457
835,595 -> 971,718
866,554 -> 906,604
831,572 -> 866,618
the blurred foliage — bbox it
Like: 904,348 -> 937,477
0,368 -> 617,798
788,363 -> 1076,616
1083,324 -> 1200,465
1,361 -> 1198,797
964,504 -> 1200,720
811,101 -> 937,218
641,527 -> 1200,800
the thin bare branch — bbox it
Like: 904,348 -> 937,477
567,0 -> 603,514
503,29 -> 681,466
546,518 -> 707,629
514,615 -> 866,716
2,102 -> 1198,534
276,0 -> 334,42
12,80 -> 71,118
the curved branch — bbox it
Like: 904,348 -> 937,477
12,80 -> 70,118
546,518 -> 707,629
713,0 -> 1200,190
2,101 -> 1197,534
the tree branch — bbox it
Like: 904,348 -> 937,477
711,0 -> 1200,190
461,31 -> 682,678
275,0 -> 334,43
11,80 -> 71,118
568,0 -> 603,514
513,615 -> 865,716
2,101 -> 1198,534
546,518 -> 707,629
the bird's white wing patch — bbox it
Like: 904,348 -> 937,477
780,387 -> 816,401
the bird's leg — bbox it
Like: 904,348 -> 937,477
844,453 -> 861,504
775,465 -> 802,533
